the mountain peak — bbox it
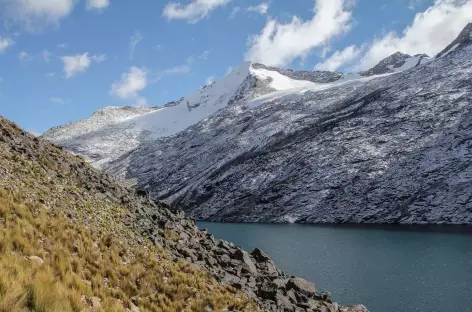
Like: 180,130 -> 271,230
436,22 -> 472,58
361,52 -> 412,76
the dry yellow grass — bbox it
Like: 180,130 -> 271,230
0,190 -> 258,312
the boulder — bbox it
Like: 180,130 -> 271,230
233,249 -> 258,275
286,277 -> 317,296
251,248 -> 271,263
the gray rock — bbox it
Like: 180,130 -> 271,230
251,248 -> 271,263
287,277 -> 317,296
233,249 -> 258,275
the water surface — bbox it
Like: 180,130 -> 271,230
198,222 -> 472,312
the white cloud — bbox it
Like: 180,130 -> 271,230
205,75 -> 215,85
247,2 -> 269,15
229,6 -> 240,19
1,0 -> 75,31
50,97 -> 69,104
61,53 -> 91,77
41,49 -> 51,62
354,0 -> 472,70
163,0 -> 230,23
86,0 -> 110,11
110,67 -> 148,106
315,45 -> 361,71
0,36 -> 13,53
19,51 -> 31,61
245,0 -> 353,66
57,43 -> 68,49
129,29 -> 143,60
61,53 -> 105,78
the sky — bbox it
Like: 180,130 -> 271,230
0,0 -> 471,134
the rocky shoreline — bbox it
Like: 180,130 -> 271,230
128,195 -> 368,312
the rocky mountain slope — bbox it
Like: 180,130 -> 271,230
44,23 -> 472,224
1,117 -> 366,311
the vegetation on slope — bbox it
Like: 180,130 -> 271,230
0,117 -> 258,312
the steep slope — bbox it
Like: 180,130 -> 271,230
1,117 -> 366,312
102,24 -> 472,224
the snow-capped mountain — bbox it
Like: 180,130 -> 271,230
43,23 -> 472,224
44,61 -> 356,168
43,57 -> 421,168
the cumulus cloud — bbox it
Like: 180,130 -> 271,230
247,2 -> 269,15
61,53 -> 106,78
86,0 -> 110,11
245,0 -> 353,67
315,45 -> 361,71
129,30 -> 143,60
0,36 -> 13,53
0,0 -> 75,31
318,0 -> 472,72
110,67 -> 148,106
163,0 -> 230,23
357,0 -> 472,70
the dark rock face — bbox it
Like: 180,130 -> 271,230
253,63 -> 343,83
360,52 -> 413,76
106,42 -> 472,224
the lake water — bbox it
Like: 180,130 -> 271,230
198,222 -> 472,312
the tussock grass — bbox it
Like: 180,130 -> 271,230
0,190 -> 257,312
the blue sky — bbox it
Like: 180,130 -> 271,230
0,0 -> 471,134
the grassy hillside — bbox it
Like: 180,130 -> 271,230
0,117 -> 258,312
